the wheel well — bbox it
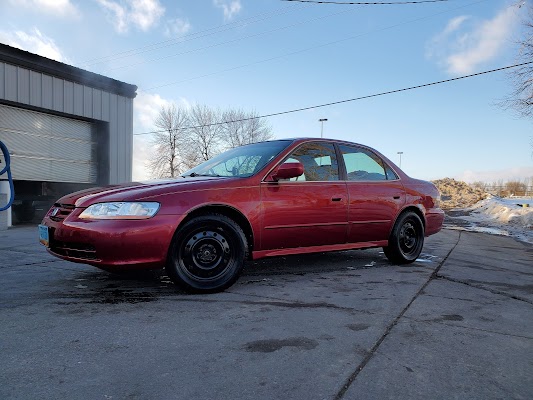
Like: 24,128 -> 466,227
179,205 -> 254,257
399,206 -> 426,228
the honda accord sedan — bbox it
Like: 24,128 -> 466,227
39,138 -> 444,292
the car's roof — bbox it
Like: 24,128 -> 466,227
277,137 -> 367,148
248,137 -> 367,148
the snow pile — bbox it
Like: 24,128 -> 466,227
469,196 -> 533,228
446,196 -> 533,243
434,177 -> 533,243
432,178 -> 487,209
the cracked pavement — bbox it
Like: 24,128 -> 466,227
1,226 -> 532,399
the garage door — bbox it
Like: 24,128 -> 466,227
0,104 -> 96,183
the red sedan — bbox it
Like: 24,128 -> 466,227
39,138 -> 444,292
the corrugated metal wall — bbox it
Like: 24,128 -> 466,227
0,61 -> 133,184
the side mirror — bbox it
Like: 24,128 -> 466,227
271,162 -> 304,181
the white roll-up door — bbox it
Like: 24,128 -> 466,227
0,104 -> 96,183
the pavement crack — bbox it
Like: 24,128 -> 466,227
334,231 -> 462,400
435,275 -> 533,305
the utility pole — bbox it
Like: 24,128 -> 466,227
319,118 -> 328,138
397,151 -> 403,168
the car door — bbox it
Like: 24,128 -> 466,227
339,144 -> 405,243
260,142 -> 348,250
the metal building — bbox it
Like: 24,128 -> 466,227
0,44 -> 137,225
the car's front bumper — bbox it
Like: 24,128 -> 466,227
41,212 -> 185,271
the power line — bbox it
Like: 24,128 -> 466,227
85,0 -> 451,68
83,4 -> 303,66
143,0 -> 489,91
133,61 -> 532,136
108,7 -> 355,71
282,0 -> 450,4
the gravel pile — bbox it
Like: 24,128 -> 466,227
432,178 -> 487,209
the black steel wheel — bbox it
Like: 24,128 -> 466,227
383,211 -> 424,264
166,214 -> 248,293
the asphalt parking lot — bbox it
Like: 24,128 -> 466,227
1,225 -> 532,400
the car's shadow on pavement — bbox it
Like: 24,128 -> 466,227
54,248 -> 416,305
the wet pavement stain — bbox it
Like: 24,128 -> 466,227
441,314 -> 464,321
51,288 -> 166,305
346,323 -> 370,332
244,337 -> 318,353
88,290 -> 158,304
425,314 -> 465,323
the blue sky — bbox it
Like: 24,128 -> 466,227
1,0 -> 531,182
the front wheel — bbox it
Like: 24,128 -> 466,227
383,212 -> 424,264
166,214 -> 248,293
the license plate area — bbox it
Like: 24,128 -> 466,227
39,225 -> 50,247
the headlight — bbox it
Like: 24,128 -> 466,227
79,202 -> 160,220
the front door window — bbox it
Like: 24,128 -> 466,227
283,142 -> 339,182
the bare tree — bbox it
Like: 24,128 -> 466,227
502,3 -> 533,118
148,104 -> 189,178
505,180 -> 528,196
221,109 -> 274,148
186,104 -> 225,165
471,181 -> 488,192
147,104 -> 275,177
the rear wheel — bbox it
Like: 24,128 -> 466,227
166,214 -> 247,293
383,211 -> 424,264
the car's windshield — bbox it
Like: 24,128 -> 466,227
181,140 -> 293,178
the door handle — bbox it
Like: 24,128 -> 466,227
331,197 -> 342,202
393,196 -> 401,200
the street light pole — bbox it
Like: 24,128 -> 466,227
319,118 -> 328,138
397,151 -> 403,168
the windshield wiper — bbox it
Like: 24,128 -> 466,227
182,172 -> 223,178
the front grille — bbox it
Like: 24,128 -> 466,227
50,240 -> 97,261
49,203 -> 75,222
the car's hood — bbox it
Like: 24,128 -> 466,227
57,176 -> 235,207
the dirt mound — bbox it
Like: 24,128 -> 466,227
432,178 -> 487,209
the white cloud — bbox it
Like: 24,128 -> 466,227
132,135 -> 152,181
443,15 -> 470,36
134,91 -> 171,132
96,0 -> 165,34
164,17 -> 191,38
132,92 -> 170,180
8,0 -> 80,18
427,6 -> 521,75
455,166 -> 533,183
426,15 -> 470,60
130,0 -> 165,31
97,0 -> 128,33
213,0 -> 242,21
0,28 -> 70,63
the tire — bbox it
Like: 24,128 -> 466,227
166,214 -> 248,293
383,211 -> 424,264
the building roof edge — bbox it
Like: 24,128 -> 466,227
0,43 -> 137,98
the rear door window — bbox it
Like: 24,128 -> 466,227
339,145 -> 388,181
